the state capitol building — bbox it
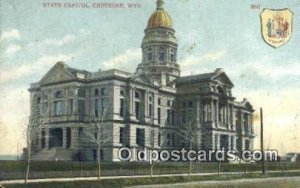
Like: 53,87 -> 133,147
28,0 -> 255,161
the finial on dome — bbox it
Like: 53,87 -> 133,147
156,0 -> 164,10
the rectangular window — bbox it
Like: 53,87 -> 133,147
150,130 -> 155,147
172,110 -> 175,126
167,109 -> 171,125
95,99 -> 99,117
54,101 -> 64,115
157,108 -> 161,124
158,132 -> 161,146
120,127 -> 125,144
135,101 -> 140,120
149,103 -> 153,118
172,133 -> 175,146
120,98 -> 125,117
136,128 -> 145,146
67,99 -> 73,114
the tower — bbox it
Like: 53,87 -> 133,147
137,0 -> 180,87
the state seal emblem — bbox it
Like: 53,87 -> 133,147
260,8 -> 293,48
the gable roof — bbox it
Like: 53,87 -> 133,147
176,69 -> 234,87
39,62 -> 89,85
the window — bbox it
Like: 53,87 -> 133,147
43,95 -> 49,114
150,130 -> 155,147
120,98 -> 125,117
158,98 -> 161,105
147,47 -> 153,61
172,110 -> 175,126
135,101 -> 140,119
159,47 -> 165,61
167,109 -> 171,125
170,48 -> 175,62
157,108 -> 161,124
167,133 -> 171,146
95,99 -> 99,117
54,101 -> 64,115
182,102 -> 186,108
158,132 -> 161,146
101,88 -> 106,96
135,91 -> 141,120
55,91 -> 62,98
172,133 -> 175,146
120,127 -> 125,144
148,96 -> 153,118
167,100 -> 171,107
67,99 -> 73,114
136,128 -> 145,146
188,101 -> 193,108
66,128 -> 71,148
41,129 -> 46,149
95,88 -> 99,96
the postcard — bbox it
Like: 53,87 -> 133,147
0,0 -> 299,187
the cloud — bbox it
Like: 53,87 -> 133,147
180,49 -> 226,67
0,29 -> 21,41
4,44 -> 21,56
235,88 -> 300,155
0,54 -> 72,84
43,35 -> 77,47
103,48 -> 141,72
0,87 -> 29,155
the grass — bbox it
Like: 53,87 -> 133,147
1,160 -> 300,180
2,171 -> 300,188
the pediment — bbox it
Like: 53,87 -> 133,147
39,63 -> 76,85
131,72 -> 153,85
212,72 -> 234,87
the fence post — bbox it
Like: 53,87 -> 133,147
244,163 -> 247,174
218,162 -> 221,174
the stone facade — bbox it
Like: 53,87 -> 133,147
28,0 -> 255,161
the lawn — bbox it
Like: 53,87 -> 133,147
2,171 -> 300,188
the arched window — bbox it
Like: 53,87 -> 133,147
54,91 -> 62,98
147,47 -> 153,61
159,47 -> 165,61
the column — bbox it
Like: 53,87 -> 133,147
228,135 -> 231,150
216,100 -> 219,125
45,128 -> 49,149
62,127 -> 67,148
37,128 -> 42,149
232,135 -> 237,150
144,91 -> 148,121
216,133 -> 220,150
71,127 -> 79,149
210,99 -> 214,122
128,87 -> 134,119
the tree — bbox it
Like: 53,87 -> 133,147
176,111 -> 201,175
25,115 -> 48,184
82,107 -> 112,180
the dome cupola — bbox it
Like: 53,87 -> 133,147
147,0 -> 173,29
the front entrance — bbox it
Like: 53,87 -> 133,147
49,128 -> 63,148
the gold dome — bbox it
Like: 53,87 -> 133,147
147,0 -> 173,29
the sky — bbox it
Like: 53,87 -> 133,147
0,0 -> 300,156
